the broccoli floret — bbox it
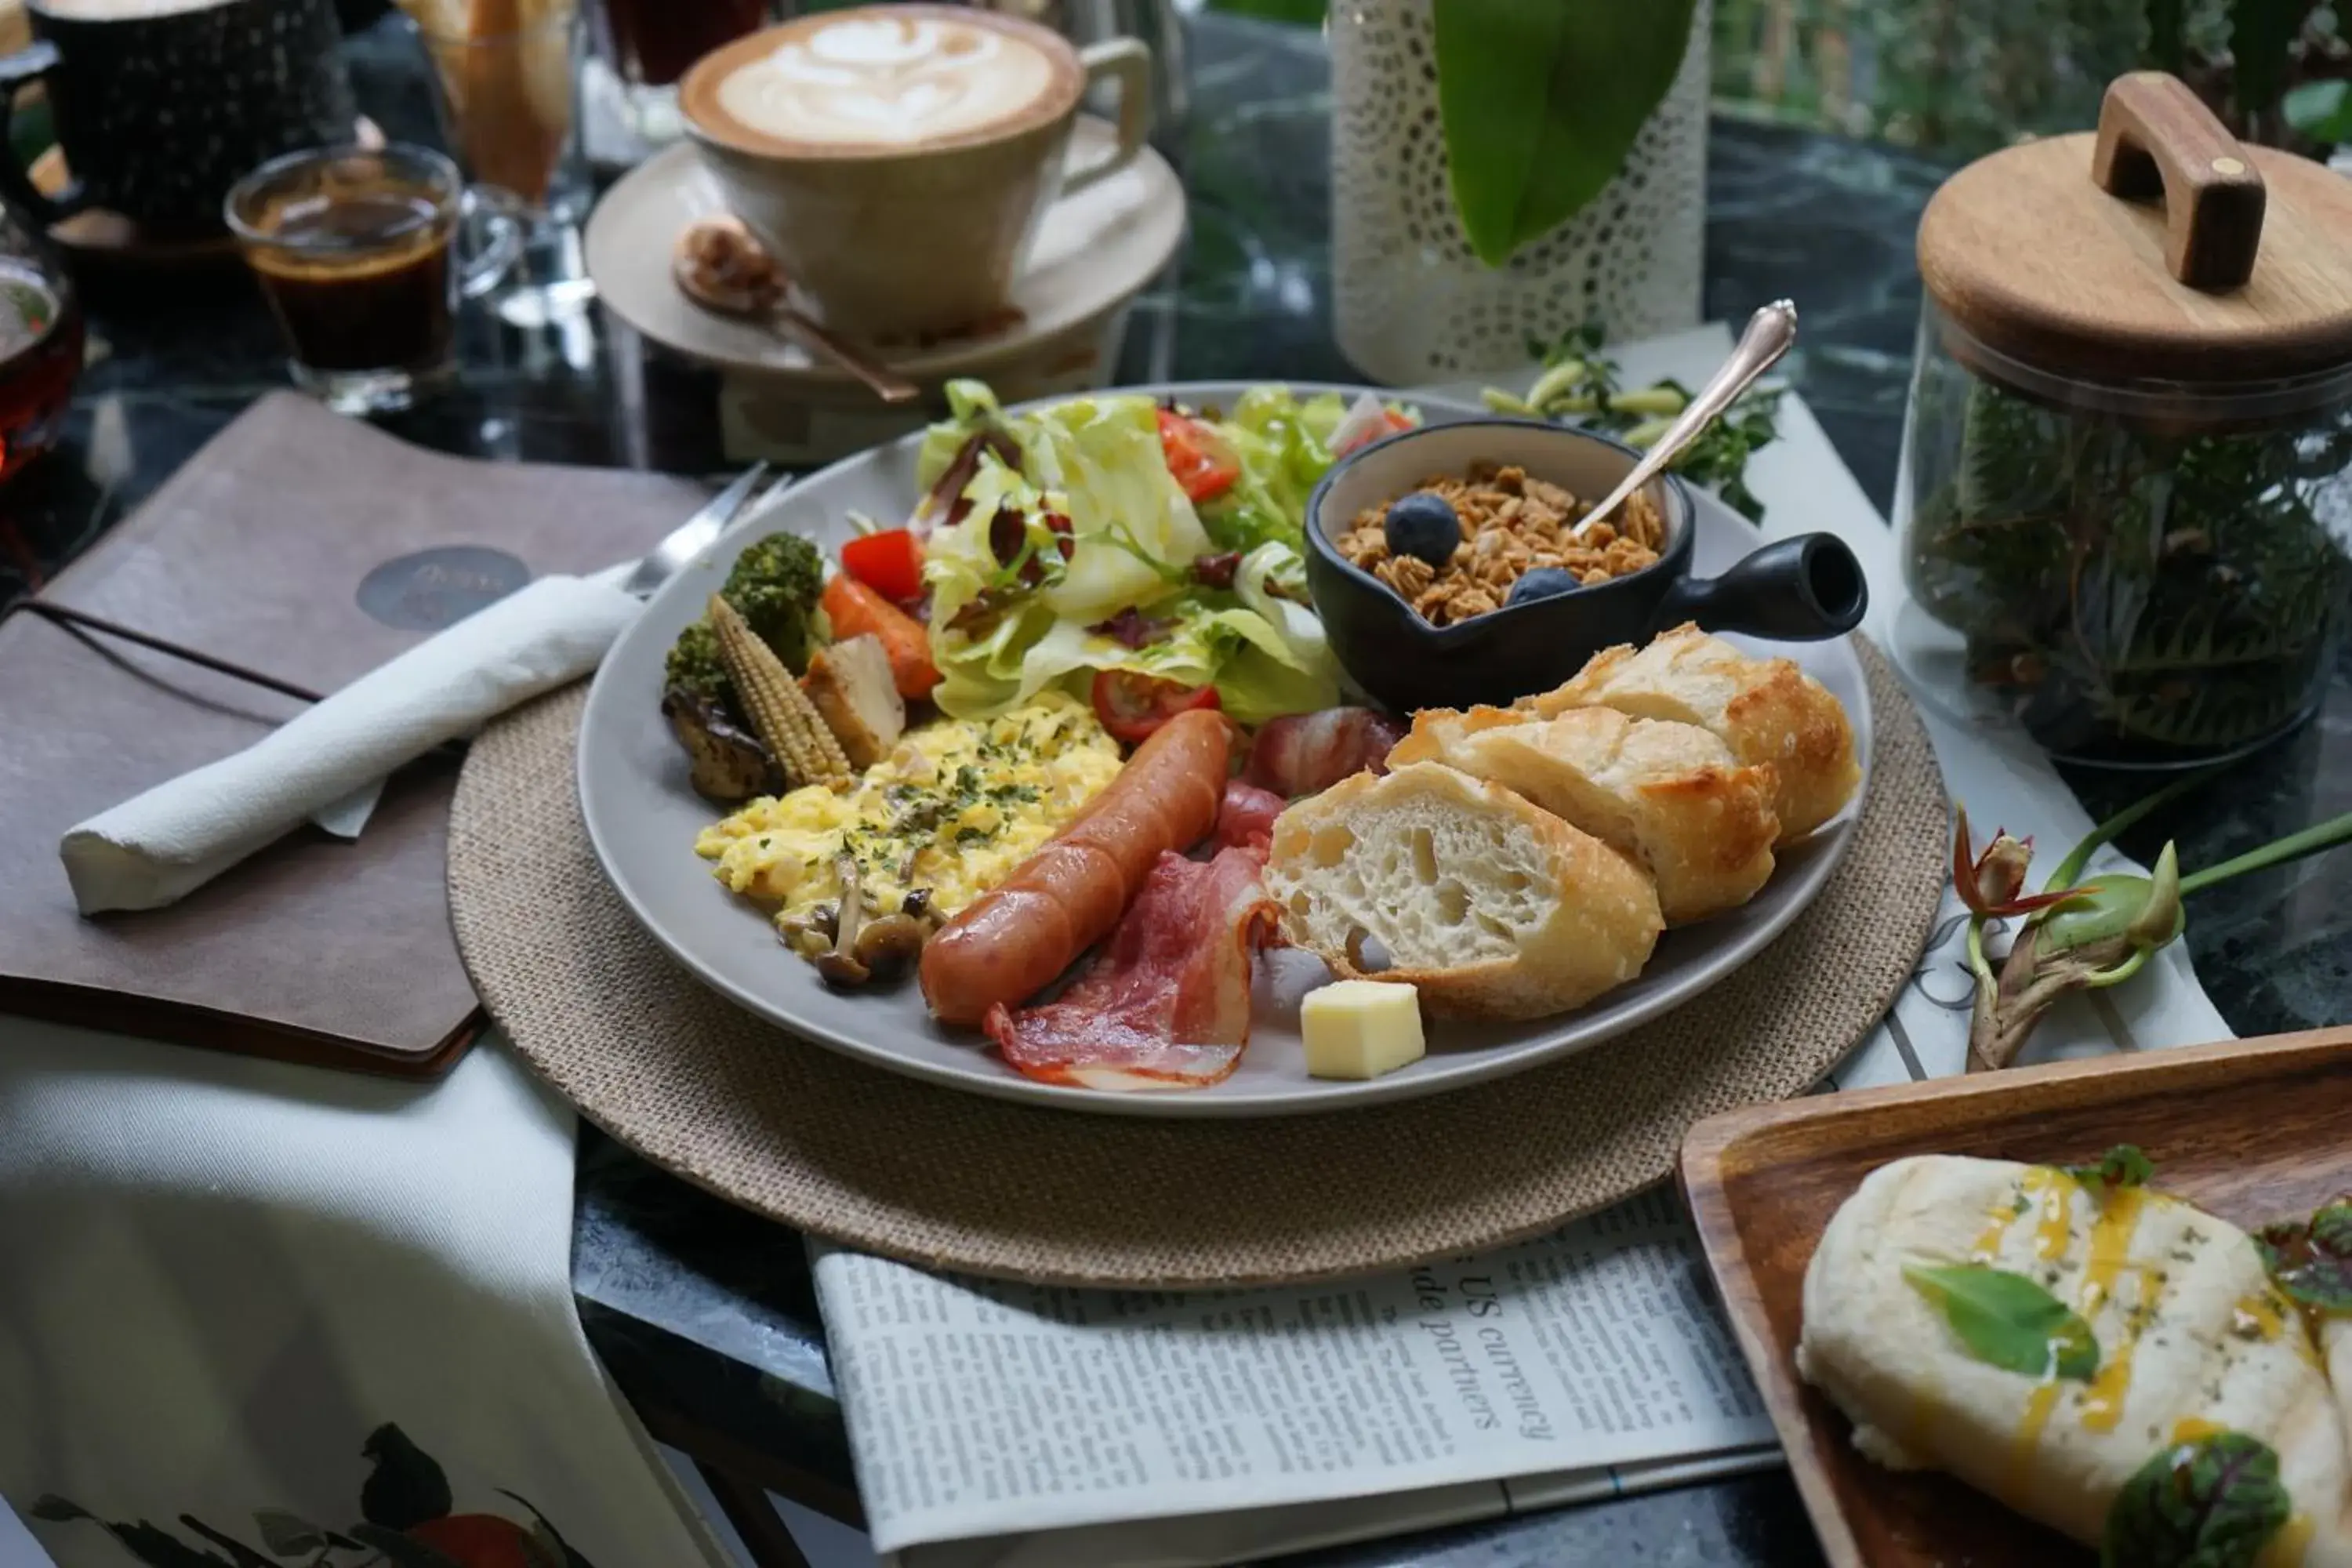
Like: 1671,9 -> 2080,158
724,533 -> 826,672
661,532 -> 827,711
665,620 -> 731,707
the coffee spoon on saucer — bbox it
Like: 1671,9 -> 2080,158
671,216 -> 920,405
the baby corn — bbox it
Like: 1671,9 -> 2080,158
706,594 -> 853,789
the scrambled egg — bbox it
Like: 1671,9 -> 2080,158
696,689 -> 1123,924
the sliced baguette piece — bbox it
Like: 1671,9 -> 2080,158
801,633 -> 905,770
1390,705 -> 1778,925
1523,622 -> 1859,843
1263,762 -> 1663,1021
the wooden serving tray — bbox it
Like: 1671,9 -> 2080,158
1677,1027 -> 2352,1568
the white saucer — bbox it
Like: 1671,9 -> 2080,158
583,120 -> 1187,386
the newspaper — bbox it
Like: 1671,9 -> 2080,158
815,1187 -> 1777,1561
811,331 -> 2237,1566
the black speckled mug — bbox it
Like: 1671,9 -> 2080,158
0,0 -> 358,230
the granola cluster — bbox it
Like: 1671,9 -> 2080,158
1334,463 -> 1666,626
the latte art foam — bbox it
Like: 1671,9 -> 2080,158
714,15 -> 1058,147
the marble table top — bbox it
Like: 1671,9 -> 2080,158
7,12 -> 2347,1566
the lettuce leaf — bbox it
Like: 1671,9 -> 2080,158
1021,394 -> 1207,622
915,379 -> 1005,492
929,590 -> 1337,724
1195,385 -> 1348,553
916,383 -> 1340,724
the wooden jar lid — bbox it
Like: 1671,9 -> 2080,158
1918,72 -> 2352,389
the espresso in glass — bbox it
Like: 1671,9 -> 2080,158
226,144 -> 485,414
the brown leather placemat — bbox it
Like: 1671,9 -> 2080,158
0,391 -> 709,1078
449,641 -> 1948,1287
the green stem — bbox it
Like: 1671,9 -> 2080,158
2179,808 -> 2352,896
1966,915 -> 1995,987
2083,945 -> 2152,989
1607,386 -> 1686,418
1525,361 -> 1589,411
2043,761 -> 2230,893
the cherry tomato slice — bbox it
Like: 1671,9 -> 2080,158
1156,408 -> 1241,503
1091,669 -> 1221,745
840,528 -> 926,603
1332,408 -> 1415,458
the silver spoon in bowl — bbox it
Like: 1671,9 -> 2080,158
671,216 -> 921,406
1570,299 -> 1798,540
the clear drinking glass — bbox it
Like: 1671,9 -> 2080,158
585,0 -> 775,154
226,143 -> 518,414
411,0 -> 597,325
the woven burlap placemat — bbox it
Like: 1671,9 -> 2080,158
448,639 -> 1947,1287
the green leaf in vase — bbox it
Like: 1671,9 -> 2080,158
1432,0 -> 1697,267
2285,79 -> 2352,144
2064,1145 -> 2155,1192
2254,1197 -> 2352,1316
1901,1261 -> 2100,1381
2102,1429 -> 2292,1568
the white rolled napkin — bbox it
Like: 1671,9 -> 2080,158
60,574 -> 641,915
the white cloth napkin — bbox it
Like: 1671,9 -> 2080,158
59,574 -> 640,916
0,1018 -> 735,1568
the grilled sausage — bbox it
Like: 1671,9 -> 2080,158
919,710 -> 1230,1025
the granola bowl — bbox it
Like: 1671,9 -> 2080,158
1305,419 -> 1868,713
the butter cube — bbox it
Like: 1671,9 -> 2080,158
1301,980 -> 1425,1080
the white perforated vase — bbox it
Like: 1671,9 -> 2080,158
1330,0 -> 1711,384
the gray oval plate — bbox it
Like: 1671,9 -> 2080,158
577,383 -> 1872,1118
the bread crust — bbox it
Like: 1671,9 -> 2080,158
1391,704 -> 1778,924
1523,622 -> 1860,842
1264,762 -> 1662,1021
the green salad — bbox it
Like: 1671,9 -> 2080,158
912,380 -> 1413,730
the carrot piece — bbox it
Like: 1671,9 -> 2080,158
823,573 -> 941,700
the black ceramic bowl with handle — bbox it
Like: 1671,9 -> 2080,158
1304,418 -> 1869,713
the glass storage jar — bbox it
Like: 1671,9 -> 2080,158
1891,71 -> 2352,767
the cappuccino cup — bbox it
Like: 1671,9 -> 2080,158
0,0 -> 357,229
679,5 -> 1149,340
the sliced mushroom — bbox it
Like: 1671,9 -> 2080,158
812,855 -> 873,989
662,688 -> 779,803
849,913 -> 928,982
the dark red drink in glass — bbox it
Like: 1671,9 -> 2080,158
593,0 -> 773,88
0,261 -> 82,487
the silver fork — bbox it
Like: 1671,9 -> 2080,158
620,463 -> 775,598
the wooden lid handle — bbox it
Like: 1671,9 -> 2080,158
2091,71 -> 2267,291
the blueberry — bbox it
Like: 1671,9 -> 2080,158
1382,492 -> 1461,567
1507,566 -> 1581,607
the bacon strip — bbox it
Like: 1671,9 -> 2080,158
983,846 -> 1277,1091
1243,707 -> 1406,798
1214,779 -> 1286,852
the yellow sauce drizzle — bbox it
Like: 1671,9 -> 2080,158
2259,1512 -> 2315,1568
2232,1289 -> 2324,1367
2011,1381 -> 2062,1483
2233,1292 -> 2288,1341
2076,1183 -> 2145,1316
1970,1185 -> 2024,1263
2009,1172 -> 2161,1453
2169,1415 -> 2226,1444
2028,1167 -> 2077,1261
2080,1262 -> 2163,1433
